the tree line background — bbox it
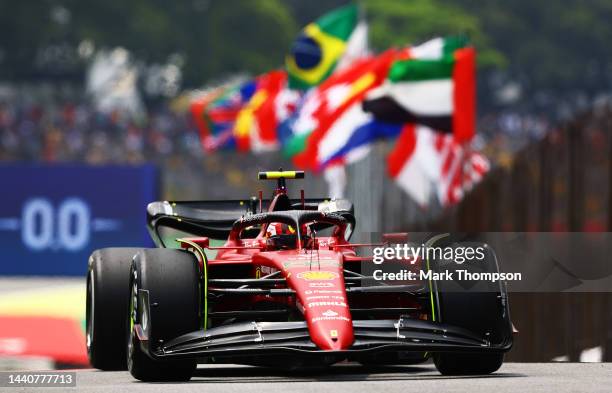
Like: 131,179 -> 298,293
1,0 -> 611,112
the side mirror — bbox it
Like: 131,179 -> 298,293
382,232 -> 409,244
177,237 -> 209,249
195,237 -> 210,248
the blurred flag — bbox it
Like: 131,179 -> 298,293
335,20 -> 369,71
363,37 -> 475,143
387,125 -> 489,207
233,70 -> 300,152
284,50 -> 396,169
191,80 -> 256,151
316,113 -> 403,169
387,124 -> 434,206
286,37 -> 475,172
282,56 -> 378,158
286,3 -> 365,90
190,94 -> 212,142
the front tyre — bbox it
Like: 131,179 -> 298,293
429,235 -> 512,375
127,249 -> 200,382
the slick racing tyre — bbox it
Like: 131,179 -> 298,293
127,249 -> 200,382
427,234 -> 512,375
86,248 -> 142,370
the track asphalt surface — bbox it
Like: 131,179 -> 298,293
0,279 -> 609,392
8,362 -> 605,393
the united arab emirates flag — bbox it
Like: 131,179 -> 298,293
286,4 -> 361,90
363,37 -> 475,143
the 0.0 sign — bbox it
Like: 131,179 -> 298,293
22,197 -> 90,252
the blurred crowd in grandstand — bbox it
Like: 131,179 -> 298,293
2,0 -> 611,172
0,90 -> 555,169
0,97 -> 202,165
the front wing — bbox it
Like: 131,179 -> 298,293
135,318 -> 512,362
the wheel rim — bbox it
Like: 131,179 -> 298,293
86,270 -> 94,352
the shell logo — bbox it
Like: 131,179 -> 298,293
297,271 -> 339,281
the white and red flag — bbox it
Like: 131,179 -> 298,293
387,125 -> 490,207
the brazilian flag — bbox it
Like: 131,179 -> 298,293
286,4 -> 358,90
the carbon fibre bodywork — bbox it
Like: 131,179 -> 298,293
133,173 -> 513,367
135,318 -> 511,362
146,198 -> 355,244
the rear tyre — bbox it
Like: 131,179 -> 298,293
127,249 -> 200,382
429,234 -> 512,375
86,248 -> 142,371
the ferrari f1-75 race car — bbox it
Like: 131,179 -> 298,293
86,170 -> 513,381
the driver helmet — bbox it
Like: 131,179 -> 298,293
266,222 -> 295,237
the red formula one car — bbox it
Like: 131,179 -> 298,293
86,170 -> 512,381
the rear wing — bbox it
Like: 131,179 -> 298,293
146,198 -> 354,245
